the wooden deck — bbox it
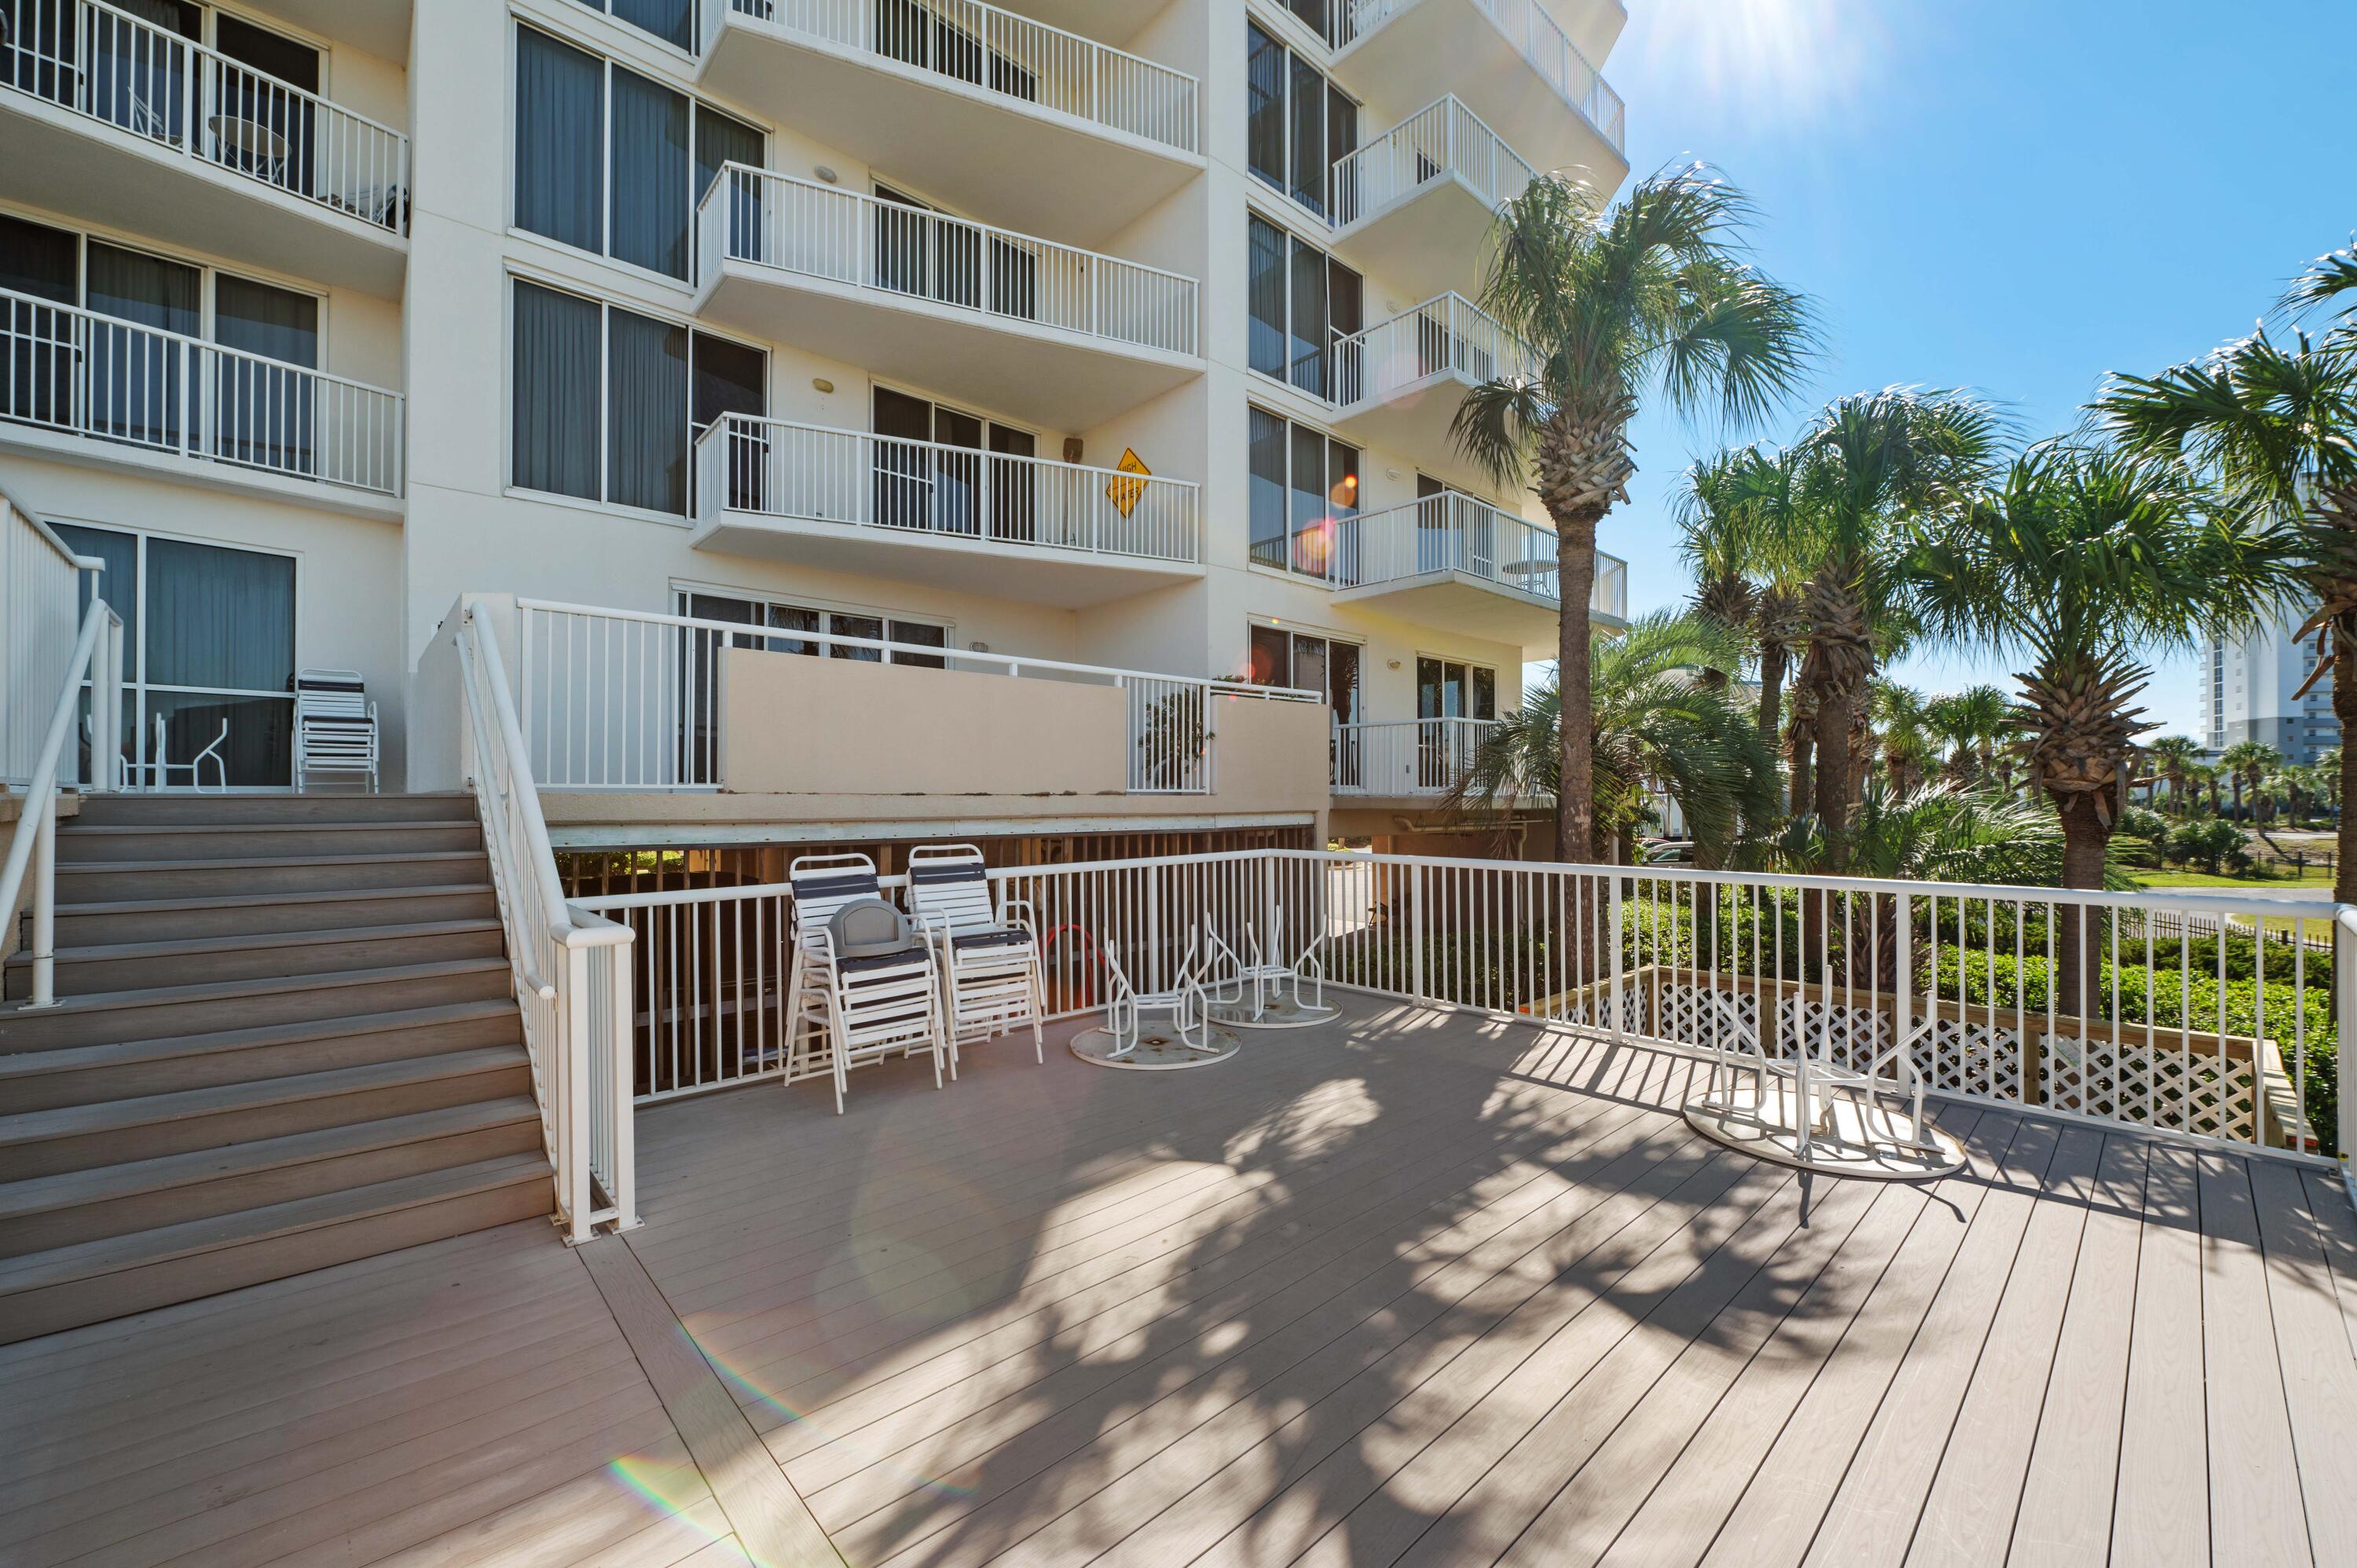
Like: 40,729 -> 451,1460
11,997 -> 2357,1566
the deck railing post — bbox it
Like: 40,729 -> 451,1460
1409,865 -> 1426,1002
28,793 -> 57,1007
1607,869 -> 1626,1041
2338,911 -> 2357,1163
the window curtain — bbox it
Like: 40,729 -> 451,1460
85,241 -> 198,449
212,275 -> 319,474
610,67 -> 690,279
0,214 -> 79,427
606,306 -> 688,513
89,0 -> 198,145
1245,24 -> 1285,192
1247,407 -> 1286,569
695,108 -> 765,264
214,14 -> 320,196
612,0 -> 694,50
1288,56 -> 1325,214
1288,234 -> 1327,396
1246,216 -> 1286,379
511,281 -> 601,500
515,27 -> 603,254
144,537 -> 295,693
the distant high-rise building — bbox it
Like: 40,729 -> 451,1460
2201,599 -> 2340,763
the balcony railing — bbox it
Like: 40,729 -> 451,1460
711,0 -> 1197,154
1332,716 -> 1506,797
1329,0 -> 1626,156
1329,95 -> 1534,229
1329,291 -> 1535,411
698,163 -> 1199,357
692,412 -> 1198,564
511,598 -> 1317,795
0,287 -> 405,496
0,0 -> 409,233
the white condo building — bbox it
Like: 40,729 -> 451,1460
2200,600 -> 2340,764
0,0 -> 1629,874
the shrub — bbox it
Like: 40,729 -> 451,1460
2168,818 -> 2245,874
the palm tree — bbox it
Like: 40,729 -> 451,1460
2145,735 -> 2203,815
1775,390 -> 2005,862
1869,679 -> 1938,793
1448,611 -> 1780,867
1680,445 -> 1810,762
1454,167 -> 1816,858
2099,239 -> 2357,899
1924,683 -> 2012,787
2221,741 -> 2281,822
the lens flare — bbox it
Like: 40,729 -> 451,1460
1621,0 -> 1890,132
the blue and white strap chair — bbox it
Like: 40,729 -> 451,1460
904,844 -> 1045,1069
785,853 -> 948,1113
292,668 -> 379,792
1202,903 -> 1327,1022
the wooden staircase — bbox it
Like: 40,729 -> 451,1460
0,793 -> 552,1344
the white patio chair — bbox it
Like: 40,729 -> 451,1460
1201,903 -> 1328,1023
292,668 -> 379,792
904,844 -> 1044,1068
784,853 -> 948,1113
1101,930 -> 1219,1060
149,713 -> 226,791
1694,973 -> 1944,1171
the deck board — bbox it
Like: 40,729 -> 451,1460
12,998 -> 2355,1568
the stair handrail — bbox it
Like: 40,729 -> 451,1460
1,596 -> 124,1006
451,601 -> 637,1241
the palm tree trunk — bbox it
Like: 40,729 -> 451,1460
2053,790 -> 2110,1025
1789,711 -> 1814,817
1555,514 -> 1600,860
1815,687 -> 1854,862
1756,641 -> 1786,759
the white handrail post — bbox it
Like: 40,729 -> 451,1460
563,937 -> 593,1243
2339,910 -> 2357,1163
1409,865 -> 1425,1001
1607,868 -> 1626,1042
27,793 -> 57,1007
607,937 -> 640,1229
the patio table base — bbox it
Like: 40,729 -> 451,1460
1684,1083 -> 1966,1181
1070,1023 -> 1241,1070
1207,995 -> 1341,1030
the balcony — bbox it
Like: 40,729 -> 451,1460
698,0 -> 1200,247
1314,491 -> 1627,650
1332,715 -> 1528,800
687,412 -> 1202,607
1329,292 -> 1535,479
1330,0 -> 1627,184
695,164 -> 1202,430
1329,97 -> 1534,302
0,287 -> 403,513
0,0 -> 409,298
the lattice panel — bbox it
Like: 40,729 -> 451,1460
2042,1035 -> 2257,1141
1657,983 -> 1758,1054
1776,995 -> 1891,1075
1925,1015 -> 2026,1101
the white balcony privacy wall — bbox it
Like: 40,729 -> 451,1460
710,0 -> 1198,153
698,165 -> 1199,357
1,0 -> 410,231
693,413 -> 1198,563
1330,96 -> 1534,229
511,599 -> 1314,794
1331,0 -> 1626,155
1329,291 -> 1535,410
0,289 -> 405,496
2,489 -> 101,786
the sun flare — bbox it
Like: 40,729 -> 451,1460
1626,0 -> 1890,130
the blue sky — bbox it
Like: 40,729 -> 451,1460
1584,0 -> 2357,738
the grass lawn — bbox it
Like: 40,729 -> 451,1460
2131,866 -> 2335,892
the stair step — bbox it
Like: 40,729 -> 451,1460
68,793 -> 475,827
0,1001 -> 522,1113
0,1046 -> 533,1181
5,919 -> 508,999
0,958 -> 515,1053
54,851 -> 492,901
0,1153 -> 553,1345
0,1098 -> 544,1256
51,885 -> 498,946
56,821 -> 482,863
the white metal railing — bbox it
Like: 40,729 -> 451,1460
1332,716 -> 1503,797
691,412 -> 1198,563
0,0 -> 409,231
509,598 -> 1318,794
711,0 -> 1197,152
698,163 -> 1200,358
449,602 -> 636,1243
1329,0 -> 1626,156
3,488 -> 100,787
0,288 -> 405,496
0,595 -> 123,1003
578,846 -> 2352,1166
1329,291 -> 1536,412
1330,95 -> 1534,229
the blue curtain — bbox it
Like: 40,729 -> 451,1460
1247,216 -> 1286,379
86,241 -> 198,449
1248,407 -> 1287,569
612,0 -> 693,50
512,281 -> 601,500
515,27 -> 603,254
212,274 -> 317,474
607,306 -> 688,514
611,66 -> 689,279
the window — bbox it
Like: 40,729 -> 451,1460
513,24 -> 764,281
573,0 -> 696,52
1245,213 -> 1360,396
1247,624 -> 1357,717
1248,406 -> 1358,577
54,523 -> 298,788
872,387 -> 1037,541
677,590 -> 948,665
1244,20 -> 1354,218
510,278 -> 766,515
1417,656 -> 1497,721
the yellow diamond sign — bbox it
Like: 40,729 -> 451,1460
1105,448 -> 1150,518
